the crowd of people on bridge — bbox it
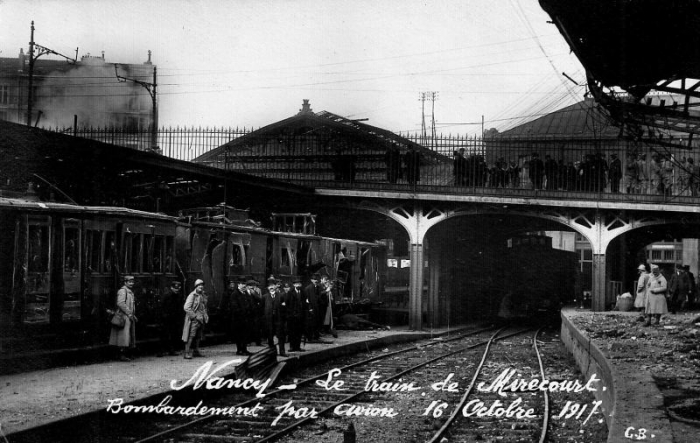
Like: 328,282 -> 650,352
633,262 -> 697,326
377,146 -> 700,196
108,273 -> 347,362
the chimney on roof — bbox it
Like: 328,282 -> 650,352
144,50 -> 152,65
18,48 -> 25,70
298,99 -> 312,114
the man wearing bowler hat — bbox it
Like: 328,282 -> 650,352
287,276 -> 307,352
263,276 -> 287,356
226,276 -> 253,355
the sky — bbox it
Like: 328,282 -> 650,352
0,0 -> 587,135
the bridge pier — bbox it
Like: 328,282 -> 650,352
427,240 -> 441,328
592,254 -> 607,312
408,243 -> 425,329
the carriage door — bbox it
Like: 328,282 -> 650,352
61,219 -> 82,321
24,216 -> 51,324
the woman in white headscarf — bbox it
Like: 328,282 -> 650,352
644,264 -> 668,326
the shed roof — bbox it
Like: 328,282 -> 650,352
494,98 -> 620,139
194,102 -> 444,163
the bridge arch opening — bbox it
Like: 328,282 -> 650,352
426,212 -> 581,327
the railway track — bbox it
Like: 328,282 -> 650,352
130,325 -> 503,442
427,327 -> 548,443
119,326 -> 538,443
9,324 -> 607,443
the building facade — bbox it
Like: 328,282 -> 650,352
0,49 -> 155,131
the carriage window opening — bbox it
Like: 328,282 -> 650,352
104,231 -> 115,273
28,223 -> 50,273
164,236 -> 174,273
63,225 -> 80,273
87,230 -> 102,272
230,243 -> 242,266
281,247 -> 290,267
359,248 -> 369,280
153,236 -> 164,273
129,234 -> 142,273
144,235 -> 154,273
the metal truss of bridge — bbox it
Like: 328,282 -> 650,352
320,186 -> 700,330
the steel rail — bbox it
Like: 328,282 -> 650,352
533,327 -> 550,443
427,327 -> 537,443
256,326 -> 530,443
135,325 -> 497,443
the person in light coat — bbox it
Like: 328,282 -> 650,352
182,279 -> 209,359
634,264 -> 649,320
644,264 -> 668,326
109,275 -> 137,361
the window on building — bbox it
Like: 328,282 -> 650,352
664,250 -> 675,261
0,85 -> 9,105
651,250 -> 662,261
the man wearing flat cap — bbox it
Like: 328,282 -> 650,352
182,279 -> 209,359
157,280 -> 184,357
110,275 -> 138,361
224,277 -> 253,355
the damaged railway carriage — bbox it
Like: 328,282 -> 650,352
0,199 -> 386,354
185,210 -> 386,319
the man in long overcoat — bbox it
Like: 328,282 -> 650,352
247,279 -> 264,346
263,277 -> 287,356
286,277 -> 307,352
226,277 -> 254,355
644,264 -> 668,326
157,280 -> 183,356
182,279 -> 209,359
668,263 -> 691,314
303,273 -> 321,341
110,275 -> 137,361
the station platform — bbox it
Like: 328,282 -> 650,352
0,325 -> 465,438
561,307 -> 700,443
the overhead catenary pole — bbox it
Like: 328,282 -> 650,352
26,21 -> 35,126
25,21 -> 78,126
115,54 -> 159,153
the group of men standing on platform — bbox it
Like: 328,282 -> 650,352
634,262 -> 696,326
110,272 -> 339,361
220,273 -> 338,357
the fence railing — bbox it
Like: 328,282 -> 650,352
47,125 -> 700,204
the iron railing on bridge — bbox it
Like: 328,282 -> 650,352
47,125 -> 700,204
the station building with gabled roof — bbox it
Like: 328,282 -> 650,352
194,100 -> 449,185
